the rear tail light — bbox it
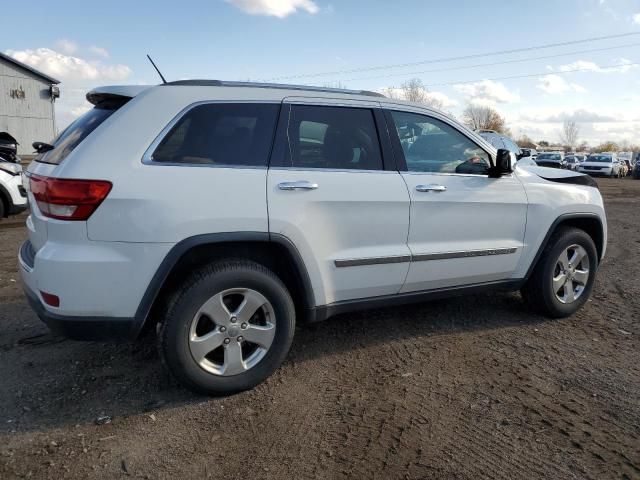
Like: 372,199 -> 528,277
29,174 -> 112,221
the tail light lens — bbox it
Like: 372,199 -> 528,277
29,174 -> 112,221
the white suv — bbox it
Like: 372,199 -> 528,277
19,81 -> 607,394
0,163 -> 28,218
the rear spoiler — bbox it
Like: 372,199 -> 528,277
86,85 -> 150,106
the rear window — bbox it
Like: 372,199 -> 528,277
537,153 -> 561,160
588,155 -> 612,163
37,100 -> 126,165
150,103 -> 280,167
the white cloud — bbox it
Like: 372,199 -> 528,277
555,58 -> 638,74
225,0 -> 319,17
55,39 -> 77,54
5,48 -> 131,82
632,13 -> 640,24
521,108 -> 618,123
453,80 -> 519,105
89,46 -> 110,59
537,74 -> 587,95
5,47 -> 134,129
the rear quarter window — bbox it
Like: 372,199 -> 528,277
149,103 -> 280,167
37,99 -> 127,165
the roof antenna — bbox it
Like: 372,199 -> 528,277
146,54 -> 167,84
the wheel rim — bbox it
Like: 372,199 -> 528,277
552,244 -> 590,304
188,288 -> 276,376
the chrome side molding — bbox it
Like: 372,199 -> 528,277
335,247 -> 517,268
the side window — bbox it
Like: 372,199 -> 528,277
486,135 -> 505,150
151,103 -> 279,166
503,137 -> 521,154
283,105 -> 383,170
390,111 -> 490,175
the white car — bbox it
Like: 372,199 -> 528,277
20,81 -> 607,394
0,161 -> 28,218
578,154 -> 622,177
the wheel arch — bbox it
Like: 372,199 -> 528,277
0,183 -> 11,217
524,213 -> 605,281
132,232 -> 315,338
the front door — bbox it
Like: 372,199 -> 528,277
267,100 -> 411,306
384,108 -> 528,293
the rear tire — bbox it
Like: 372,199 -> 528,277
0,197 -> 5,218
159,260 -> 295,395
521,227 -> 598,318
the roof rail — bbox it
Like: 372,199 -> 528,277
162,80 -> 386,98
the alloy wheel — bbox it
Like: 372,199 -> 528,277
552,244 -> 590,304
188,288 -> 276,376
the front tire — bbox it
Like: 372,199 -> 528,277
159,260 -> 295,395
521,227 -> 598,318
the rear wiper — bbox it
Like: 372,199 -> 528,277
32,141 -> 54,154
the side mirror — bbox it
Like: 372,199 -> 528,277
489,148 -> 514,177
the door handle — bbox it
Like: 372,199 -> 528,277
278,181 -> 319,191
416,184 -> 446,193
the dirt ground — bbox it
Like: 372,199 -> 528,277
0,178 -> 639,480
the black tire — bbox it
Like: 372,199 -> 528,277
0,196 -> 5,218
159,260 -> 295,395
521,227 -> 598,318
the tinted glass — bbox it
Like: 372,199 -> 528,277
588,155 -> 612,163
390,111 -> 490,174
152,103 -> 280,166
282,105 -> 383,170
537,153 -> 561,160
502,137 -> 521,154
37,100 -> 125,165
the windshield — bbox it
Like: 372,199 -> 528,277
36,99 -> 127,165
587,155 -> 613,163
537,153 -> 561,160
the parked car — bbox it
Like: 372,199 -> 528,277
19,81 -> 607,395
535,152 -> 566,168
0,132 -> 21,164
578,153 -> 622,177
0,133 -> 28,218
564,155 -> 581,171
632,153 -> 640,179
520,148 -> 538,159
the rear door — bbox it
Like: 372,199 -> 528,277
267,98 -> 411,306
384,108 -> 528,292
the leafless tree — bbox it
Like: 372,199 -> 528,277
401,79 -> 444,110
560,120 -> 579,149
462,103 -> 508,133
380,78 -> 444,110
516,134 -> 536,149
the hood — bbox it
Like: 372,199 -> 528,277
0,132 -> 18,145
518,165 -> 598,188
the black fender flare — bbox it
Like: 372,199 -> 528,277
131,232 -> 315,337
523,212 -> 605,282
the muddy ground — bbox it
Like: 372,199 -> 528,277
0,178 -> 638,479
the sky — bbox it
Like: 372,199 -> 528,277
2,0 -> 640,146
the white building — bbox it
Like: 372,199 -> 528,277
0,52 -> 60,156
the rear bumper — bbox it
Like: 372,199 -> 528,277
19,237 -> 173,341
23,287 -> 136,341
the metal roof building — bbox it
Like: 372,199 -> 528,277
0,52 -> 60,155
